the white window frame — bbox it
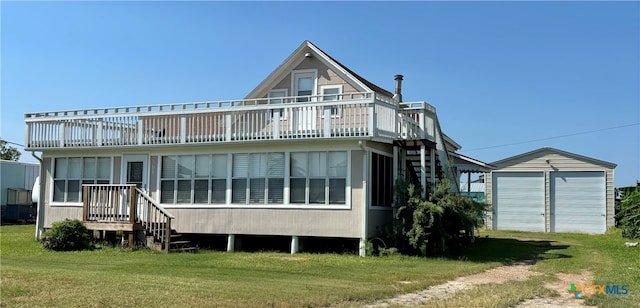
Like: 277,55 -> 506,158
50,156 -> 113,207
320,85 -> 343,118
160,154 -> 228,205
292,69 -> 317,102
268,89 -> 288,120
231,152 -> 285,205
289,151 -> 348,206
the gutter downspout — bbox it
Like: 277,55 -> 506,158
359,142 -> 368,257
31,151 -> 45,240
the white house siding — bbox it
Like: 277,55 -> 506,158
486,149 -> 615,233
40,141 -> 381,240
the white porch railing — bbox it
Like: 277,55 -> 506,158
25,92 -> 438,149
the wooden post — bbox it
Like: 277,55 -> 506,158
128,233 -> 134,249
165,219 -> 172,253
82,185 -> 88,222
129,185 -> 136,224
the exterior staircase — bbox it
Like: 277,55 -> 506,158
83,184 -> 197,253
145,228 -> 198,253
395,138 -> 444,198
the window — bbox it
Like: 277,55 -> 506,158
293,71 -> 316,102
371,153 -> 393,207
290,151 -> 347,205
53,157 -> 111,202
268,89 -> 287,119
232,153 -> 285,204
321,85 -> 343,117
161,154 -> 227,204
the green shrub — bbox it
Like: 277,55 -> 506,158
393,178 -> 486,256
616,186 -> 640,239
41,219 -> 92,251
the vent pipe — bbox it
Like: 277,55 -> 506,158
393,74 -> 403,102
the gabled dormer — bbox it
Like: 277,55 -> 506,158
245,41 -> 394,102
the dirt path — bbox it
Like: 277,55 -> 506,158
516,271 -> 593,308
365,260 -> 592,307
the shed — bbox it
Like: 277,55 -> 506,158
1,160 -> 40,222
485,147 -> 616,234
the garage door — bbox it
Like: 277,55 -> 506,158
493,172 -> 545,232
551,171 -> 606,234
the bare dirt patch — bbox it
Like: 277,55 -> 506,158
457,259 -> 540,284
365,260 -> 541,307
516,271 -> 593,308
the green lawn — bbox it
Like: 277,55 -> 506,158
1,225 -> 638,307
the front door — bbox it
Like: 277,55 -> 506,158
122,154 -> 148,192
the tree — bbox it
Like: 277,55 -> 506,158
616,185 -> 640,239
0,139 -> 21,161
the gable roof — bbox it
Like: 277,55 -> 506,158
245,40 -> 394,99
490,147 -> 617,169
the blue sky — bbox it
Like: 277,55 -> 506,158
2,1 -> 639,187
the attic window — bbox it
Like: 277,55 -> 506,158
293,70 -> 316,102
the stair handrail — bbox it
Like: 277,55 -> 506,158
134,188 -> 174,252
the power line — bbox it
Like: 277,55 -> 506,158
464,123 -> 640,152
0,139 -> 26,148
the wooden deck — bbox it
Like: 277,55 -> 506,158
82,184 -> 174,251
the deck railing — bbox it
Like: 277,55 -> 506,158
82,184 -> 174,252
25,92 -> 436,149
83,184 -> 137,223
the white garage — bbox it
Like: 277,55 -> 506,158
493,172 -> 545,232
486,147 -> 616,234
551,171 -> 606,233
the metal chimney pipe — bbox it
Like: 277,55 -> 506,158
393,74 -> 403,102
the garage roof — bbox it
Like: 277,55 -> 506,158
490,147 -> 617,169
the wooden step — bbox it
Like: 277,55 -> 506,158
169,246 -> 198,253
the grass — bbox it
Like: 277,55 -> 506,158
1,225 -> 639,307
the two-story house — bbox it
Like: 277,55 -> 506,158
26,41 -> 474,255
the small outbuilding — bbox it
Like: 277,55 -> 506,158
485,147 -> 616,234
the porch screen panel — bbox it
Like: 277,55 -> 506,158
309,152 -> 327,204
232,154 -> 249,203
194,155 -> 209,203
97,158 -> 111,184
290,153 -> 307,204
289,151 -> 347,205
67,158 -> 82,202
53,158 -> 68,202
249,154 -> 267,204
160,156 -> 177,203
267,153 -> 285,203
211,154 -> 227,203
370,153 -> 392,207
162,154 -> 229,204
233,153 -> 285,205
53,157 -> 113,203
328,151 -> 347,204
